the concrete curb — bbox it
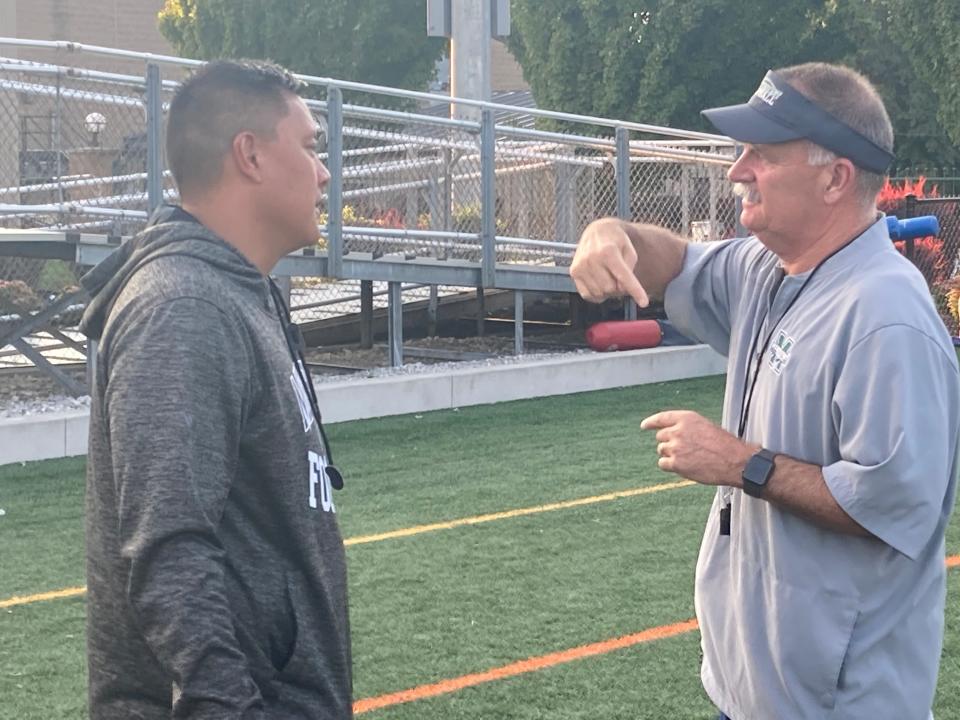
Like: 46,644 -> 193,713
0,345 -> 726,465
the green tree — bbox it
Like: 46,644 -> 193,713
508,0 -> 837,133
899,0 -> 960,152
507,0 -> 957,168
819,0 -> 960,169
158,0 -> 445,93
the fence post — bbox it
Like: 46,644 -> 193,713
360,280 -> 374,349
480,107 -> 496,288
326,86 -> 344,278
146,63 -> 163,212
55,72 -> 64,207
476,286 -> 486,336
514,289 -> 524,355
427,284 -> 439,336
388,281 -> 403,367
616,126 -> 636,320
905,193 -> 917,262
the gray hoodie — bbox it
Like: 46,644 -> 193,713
80,206 -> 352,719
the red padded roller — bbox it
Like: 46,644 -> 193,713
586,320 -> 662,352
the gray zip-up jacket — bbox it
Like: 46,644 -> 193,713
80,206 -> 352,719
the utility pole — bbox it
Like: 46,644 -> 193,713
427,0 -> 510,120
450,0 -> 490,122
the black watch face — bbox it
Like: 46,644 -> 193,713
745,453 -> 774,485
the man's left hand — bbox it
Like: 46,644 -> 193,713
640,410 -> 754,487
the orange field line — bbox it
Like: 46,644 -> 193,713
354,553 -> 960,714
354,618 -> 700,714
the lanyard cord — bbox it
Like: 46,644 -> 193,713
736,237 -> 857,439
268,279 -> 337,467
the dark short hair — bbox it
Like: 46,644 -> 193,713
166,59 -> 305,196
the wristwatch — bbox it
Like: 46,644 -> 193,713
741,448 -> 777,499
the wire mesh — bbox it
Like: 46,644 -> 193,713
904,197 -> 960,334
0,61 -> 170,234
493,126 -> 609,267
0,59 -> 175,314
625,135 -> 737,241
334,106 -> 483,261
0,48 -> 742,327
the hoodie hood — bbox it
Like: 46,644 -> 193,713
79,204 -> 268,340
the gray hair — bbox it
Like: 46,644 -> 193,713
779,63 -> 894,207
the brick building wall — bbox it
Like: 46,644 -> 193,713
0,2 -> 530,189
491,40 -> 527,92
3,0 -> 172,72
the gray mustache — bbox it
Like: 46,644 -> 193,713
733,183 -> 761,203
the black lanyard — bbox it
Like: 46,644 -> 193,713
269,279 -> 344,490
736,236 -> 857,440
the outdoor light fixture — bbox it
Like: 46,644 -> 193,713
84,112 -> 107,147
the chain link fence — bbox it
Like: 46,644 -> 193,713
0,57 -> 165,319
334,96 -> 485,261
627,147 -> 736,241
495,128 -> 608,259
891,168 -> 960,198
0,46 -> 738,333
900,196 -> 960,334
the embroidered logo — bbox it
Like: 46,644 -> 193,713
767,329 -> 795,375
290,361 -> 314,432
308,450 -> 336,513
754,77 -> 783,106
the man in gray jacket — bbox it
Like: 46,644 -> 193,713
80,60 -> 351,719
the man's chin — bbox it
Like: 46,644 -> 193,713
296,228 -> 322,250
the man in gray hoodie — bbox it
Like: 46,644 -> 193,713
80,60 -> 351,719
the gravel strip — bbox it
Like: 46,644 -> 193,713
0,394 -> 91,419
0,334 -> 591,418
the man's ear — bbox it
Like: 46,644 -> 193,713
823,157 -> 857,206
231,131 -> 263,183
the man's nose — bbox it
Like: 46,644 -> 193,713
317,160 -> 331,189
727,153 -> 752,183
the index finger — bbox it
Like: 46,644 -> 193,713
640,411 -> 681,430
609,258 -> 650,308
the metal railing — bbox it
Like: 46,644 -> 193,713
0,38 -> 741,374
0,37 -> 737,280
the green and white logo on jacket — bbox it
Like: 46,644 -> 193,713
767,329 -> 795,376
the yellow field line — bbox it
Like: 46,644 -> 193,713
0,586 -> 87,609
0,480 -> 695,609
344,480 -> 696,546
